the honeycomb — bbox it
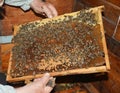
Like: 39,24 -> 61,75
10,9 -> 105,78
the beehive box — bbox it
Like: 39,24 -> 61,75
7,6 -> 110,82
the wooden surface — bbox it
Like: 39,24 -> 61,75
1,5 -> 42,35
113,16 -> 120,41
102,52 -> 120,93
54,86 -> 88,93
47,0 -> 74,15
106,0 -> 120,7
95,50 -> 120,93
1,44 -> 14,72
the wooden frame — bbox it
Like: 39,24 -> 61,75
6,6 -> 110,82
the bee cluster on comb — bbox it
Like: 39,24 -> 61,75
10,9 -> 105,78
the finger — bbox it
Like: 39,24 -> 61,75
0,0 -> 4,7
45,77 -> 56,93
42,5 -> 53,18
46,77 -> 56,87
34,78 -> 41,82
45,86 -> 54,93
41,73 -> 50,86
46,3 -> 58,17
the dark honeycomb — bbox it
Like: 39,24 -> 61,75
10,10 -> 105,78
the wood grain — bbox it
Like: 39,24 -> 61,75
101,51 -> 120,93
106,0 -> 120,7
113,16 -> 120,41
1,44 -> 14,72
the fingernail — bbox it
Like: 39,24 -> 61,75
44,73 -> 50,77
46,77 -> 56,88
49,15 -> 52,18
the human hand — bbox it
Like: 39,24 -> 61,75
0,0 -> 4,7
30,0 -> 58,18
16,73 -> 55,93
